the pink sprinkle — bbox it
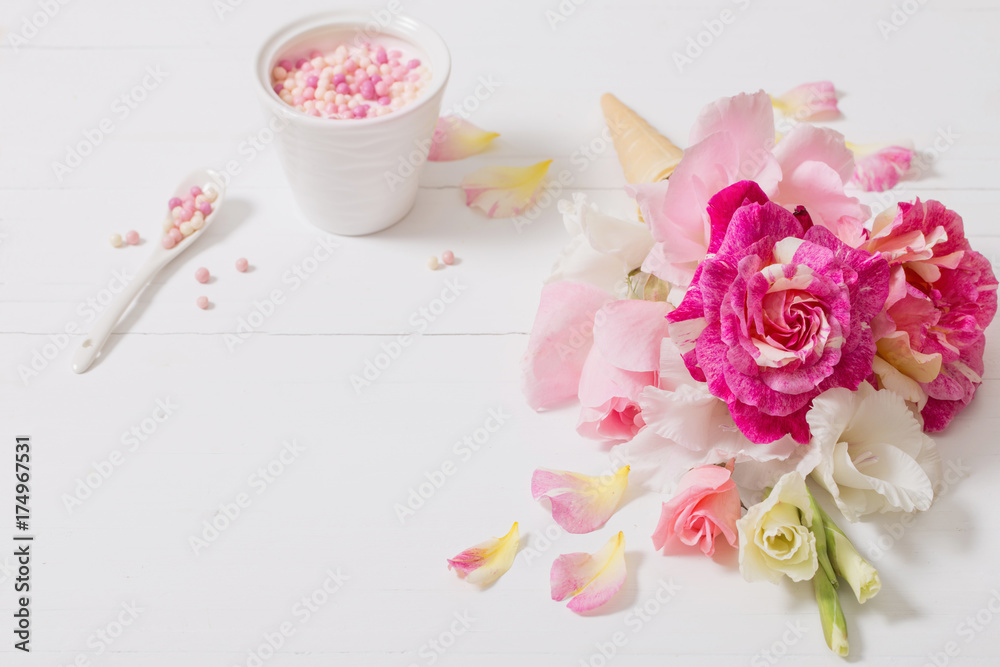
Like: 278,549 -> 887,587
378,96 -> 391,106
306,75 -> 319,88
442,250 -> 455,265
360,80 -> 376,100
235,257 -> 249,272
273,83 -> 284,94
303,87 -> 315,100
168,197 -> 182,209
343,59 -> 357,73
196,296 -> 209,310
407,58 -> 420,69
370,74 -> 381,84
295,58 -> 308,69
125,230 -> 140,245
180,208 -> 193,223
198,202 -> 212,216
190,186 -> 203,197
375,81 -> 388,97
353,106 -> 367,119
300,61 -> 313,72
293,95 -> 305,105
161,235 -> 176,249
348,83 -> 359,95
375,48 -> 388,65
335,82 -> 349,95
169,228 -> 183,243
195,267 -> 210,283
332,73 -> 346,85
278,59 -> 293,71
388,49 -> 402,59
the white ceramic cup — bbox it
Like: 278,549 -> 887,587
254,12 -> 450,236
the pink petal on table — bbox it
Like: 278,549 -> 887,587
850,144 -> 914,192
592,299 -> 673,373
772,81 -> 840,121
447,522 -> 519,586
428,116 -> 499,161
461,160 -> 553,218
550,531 -> 627,613
531,466 -> 629,534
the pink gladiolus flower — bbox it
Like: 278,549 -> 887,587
576,299 -> 672,441
850,143 -> 914,192
652,462 -> 740,557
633,91 -> 868,286
866,200 -> 998,431
522,282 -> 612,410
667,181 -> 890,444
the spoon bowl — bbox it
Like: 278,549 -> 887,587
71,168 -> 226,374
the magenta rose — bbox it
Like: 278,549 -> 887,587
865,199 -> 998,431
667,181 -> 890,444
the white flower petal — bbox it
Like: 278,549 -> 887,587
807,384 -> 942,521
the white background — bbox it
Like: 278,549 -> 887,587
1,0 -> 999,665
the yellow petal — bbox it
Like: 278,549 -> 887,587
461,160 -> 553,218
531,466 -> 629,533
428,116 -> 499,162
447,522 -> 519,586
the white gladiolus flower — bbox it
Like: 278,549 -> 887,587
806,383 -> 942,522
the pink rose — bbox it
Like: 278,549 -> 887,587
667,181 -> 890,444
652,462 -> 740,557
866,200 -> 998,431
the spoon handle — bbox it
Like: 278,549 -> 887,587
71,251 -> 167,374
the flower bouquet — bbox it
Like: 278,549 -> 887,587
513,86 -> 998,656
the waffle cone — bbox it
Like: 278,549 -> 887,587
601,93 -> 683,184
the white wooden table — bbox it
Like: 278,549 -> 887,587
2,0 -> 999,664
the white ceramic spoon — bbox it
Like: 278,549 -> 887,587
71,168 -> 226,374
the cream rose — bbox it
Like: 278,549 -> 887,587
737,471 -> 818,583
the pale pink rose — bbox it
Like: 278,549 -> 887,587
577,299 -> 672,441
652,462 -> 740,557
